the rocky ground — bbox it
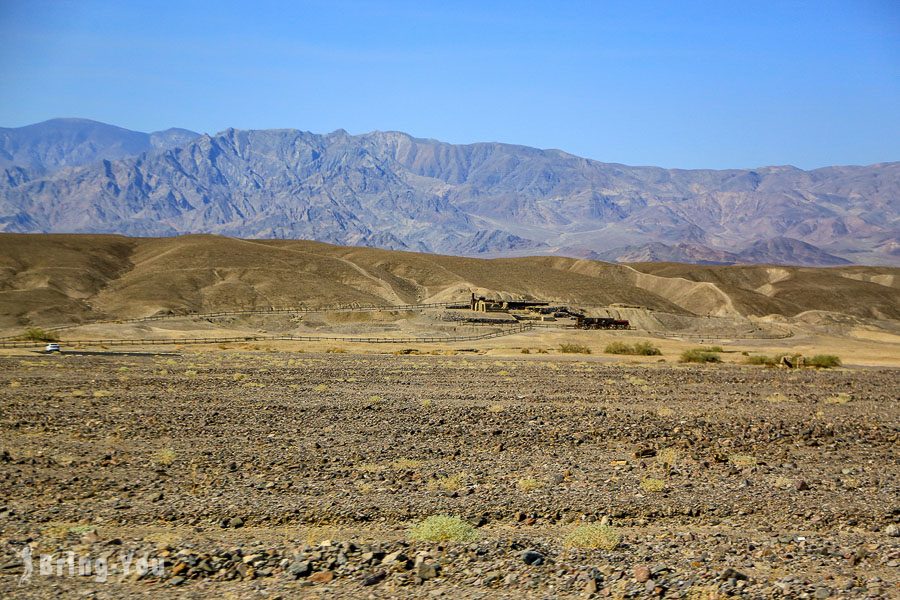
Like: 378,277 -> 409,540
0,351 -> 897,598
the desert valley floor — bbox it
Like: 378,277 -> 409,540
1,348 -> 898,598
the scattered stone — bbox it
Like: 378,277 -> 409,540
885,524 -> 900,537
719,568 -> 748,581
634,565 -> 651,583
362,570 -> 386,586
286,560 -> 311,579
522,549 -> 544,566
417,561 -> 439,580
309,570 -> 334,583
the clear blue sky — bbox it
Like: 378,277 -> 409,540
1,0 -> 898,169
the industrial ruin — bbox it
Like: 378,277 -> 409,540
461,293 -> 631,330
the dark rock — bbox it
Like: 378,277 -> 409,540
719,568 -> 748,581
417,562 -> 439,580
362,570 -> 386,586
286,560 -> 311,579
522,549 -> 544,566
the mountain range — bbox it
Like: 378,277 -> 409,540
1,118 -> 897,266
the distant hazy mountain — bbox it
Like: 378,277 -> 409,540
0,118 -> 199,173
0,120 -> 896,266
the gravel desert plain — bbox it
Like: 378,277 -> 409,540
1,234 -> 898,599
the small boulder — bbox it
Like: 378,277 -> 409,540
634,565 -> 650,583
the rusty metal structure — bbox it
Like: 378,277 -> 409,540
574,315 -> 630,330
469,293 -> 549,312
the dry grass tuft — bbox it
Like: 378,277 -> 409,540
154,448 -> 177,466
408,515 -> 478,542
564,523 -> 622,550
640,477 -> 666,493
656,447 -> 679,467
517,478 -> 546,492
729,454 -> 757,468
824,392 -> 851,404
390,458 -> 424,470
427,473 -> 466,492
560,343 -> 591,354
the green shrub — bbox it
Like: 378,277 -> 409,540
807,354 -> 841,368
745,354 -> 776,365
632,341 -> 662,355
560,343 -> 591,354
564,523 -> 622,550
680,348 -> 721,363
408,515 -> 478,542
604,341 -> 662,356
604,341 -> 633,354
22,327 -> 59,342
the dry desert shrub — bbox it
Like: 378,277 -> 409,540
807,354 -> 841,368
21,327 -> 59,342
656,406 -> 675,417
420,398 -> 433,408
487,403 -> 505,413
564,523 -> 622,550
656,447 -> 679,467
824,392 -> 851,404
408,515 -> 478,542
427,473 -> 466,492
517,478 -> 546,492
154,448 -> 177,466
604,341 -> 662,356
560,343 -> 591,354
640,477 -> 666,493
680,348 -> 721,363
390,458 -> 424,470
729,454 -> 757,468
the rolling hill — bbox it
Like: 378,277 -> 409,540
0,234 -> 897,331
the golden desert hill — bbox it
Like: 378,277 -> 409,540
0,233 -> 898,330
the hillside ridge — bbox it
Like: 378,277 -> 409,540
1,234 -> 897,331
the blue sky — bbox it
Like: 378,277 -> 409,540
1,0 -> 898,169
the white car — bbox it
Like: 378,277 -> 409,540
44,343 -> 61,353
